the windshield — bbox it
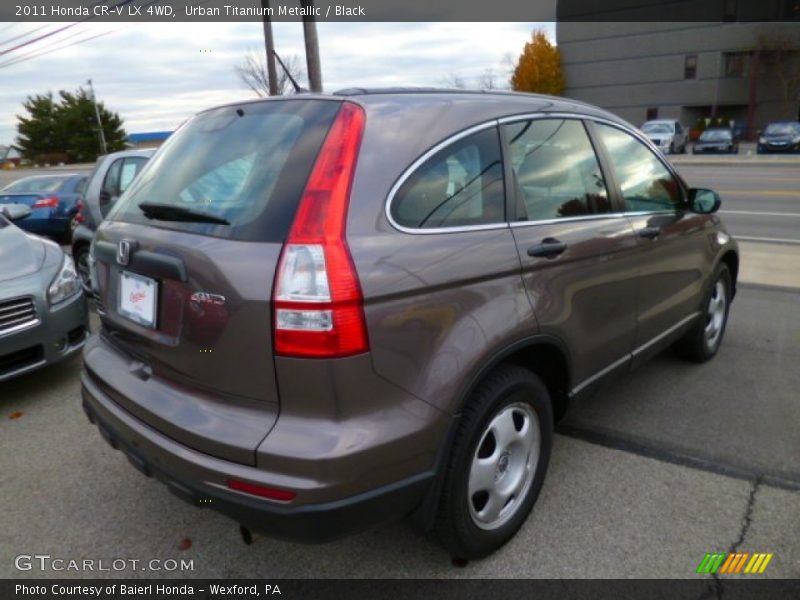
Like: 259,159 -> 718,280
764,123 -> 797,136
109,99 -> 341,242
699,130 -> 731,142
642,123 -> 672,134
2,176 -> 68,193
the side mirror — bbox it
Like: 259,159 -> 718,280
98,189 -> 112,206
0,204 -> 32,221
689,188 -> 721,214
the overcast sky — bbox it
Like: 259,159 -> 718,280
0,22 -> 553,145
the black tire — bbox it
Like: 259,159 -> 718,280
74,244 -> 92,294
434,364 -> 553,559
669,142 -> 675,154
675,263 -> 731,363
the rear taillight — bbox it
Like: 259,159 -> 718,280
74,199 -> 85,224
32,196 -> 59,209
273,102 -> 368,358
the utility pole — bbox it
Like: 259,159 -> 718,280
260,0 -> 279,95
86,79 -> 107,155
300,0 -> 322,92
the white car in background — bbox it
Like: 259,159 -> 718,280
641,119 -> 688,154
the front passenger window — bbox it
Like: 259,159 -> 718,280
502,119 -> 611,221
595,124 -> 683,212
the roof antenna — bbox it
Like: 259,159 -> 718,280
272,50 -> 307,94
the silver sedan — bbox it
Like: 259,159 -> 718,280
0,204 -> 88,382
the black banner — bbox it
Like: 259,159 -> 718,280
1,0 -> 799,22
4,579 -> 800,600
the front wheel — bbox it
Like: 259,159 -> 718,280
434,365 -> 553,559
676,264 -> 731,362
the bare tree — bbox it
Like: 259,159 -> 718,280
477,68 -> 498,90
235,50 -> 305,97
756,31 -> 800,113
439,73 -> 467,89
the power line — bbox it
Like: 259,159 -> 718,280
0,27 -> 90,65
0,29 -> 121,70
0,24 -> 50,49
0,0 -> 132,57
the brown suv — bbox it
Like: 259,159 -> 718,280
80,89 -> 738,559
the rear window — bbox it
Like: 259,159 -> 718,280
108,100 -> 341,242
3,176 -> 69,193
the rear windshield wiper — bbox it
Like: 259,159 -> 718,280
138,202 -> 230,225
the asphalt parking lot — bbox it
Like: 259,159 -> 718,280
1,157 -> 799,581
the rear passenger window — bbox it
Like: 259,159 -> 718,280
390,128 -> 505,229
502,119 -> 611,221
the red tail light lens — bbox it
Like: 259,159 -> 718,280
227,479 -> 296,502
273,102 -> 368,358
32,196 -> 59,209
74,199 -> 85,224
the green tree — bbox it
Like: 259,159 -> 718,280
510,30 -> 566,96
15,93 -> 61,161
15,87 -> 127,163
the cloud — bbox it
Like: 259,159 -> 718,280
0,21 -> 552,144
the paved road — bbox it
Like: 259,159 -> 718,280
1,290 -> 798,580
675,164 -> 800,244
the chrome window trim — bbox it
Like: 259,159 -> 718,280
499,112 -> 687,203
570,311 -> 700,395
384,112 -> 684,236
510,213 -> 626,227
384,120 -> 509,235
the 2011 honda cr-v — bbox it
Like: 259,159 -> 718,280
81,89 -> 738,559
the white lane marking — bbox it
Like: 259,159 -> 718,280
735,236 -> 800,245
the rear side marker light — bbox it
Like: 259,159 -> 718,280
227,479 -> 296,502
273,102 -> 369,358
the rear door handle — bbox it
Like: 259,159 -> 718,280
527,238 -> 568,258
638,226 -> 661,240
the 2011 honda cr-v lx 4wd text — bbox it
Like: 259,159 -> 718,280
81,89 -> 738,559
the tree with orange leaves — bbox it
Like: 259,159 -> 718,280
510,30 -> 565,95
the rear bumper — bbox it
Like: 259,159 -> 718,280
80,384 -> 434,542
17,213 -> 70,236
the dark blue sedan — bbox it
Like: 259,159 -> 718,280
0,173 -> 88,243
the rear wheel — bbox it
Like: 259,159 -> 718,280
434,364 -> 553,559
676,264 -> 731,362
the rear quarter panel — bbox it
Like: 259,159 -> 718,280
346,95 -> 556,414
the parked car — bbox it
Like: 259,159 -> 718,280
640,119 -> 688,154
693,128 -> 738,154
71,149 -> 154,292
0,204 -> 89,382
80,89 -> 738,559
757,121 -> 800,153
0,173 -> 87,243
